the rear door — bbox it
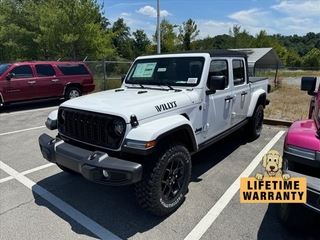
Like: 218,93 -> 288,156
35,64 -> 64,98
1,65 -> 36,102
230,59 -> 250,126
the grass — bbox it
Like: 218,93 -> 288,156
256,69 -> 320,78
94,78 -> 122,92
264,83 -> 312,122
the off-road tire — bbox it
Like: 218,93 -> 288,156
56,163 -> 78,175
64,86 -> 82,100
278,203 -> 316,231
135,142 -> 192,216
245,104 -> 264,140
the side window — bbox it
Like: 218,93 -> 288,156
232,60 -> 245,86
10,65 -> 34,79
57,64 -> 89,75
207,60 -> 228,88
35,64 -> 55,77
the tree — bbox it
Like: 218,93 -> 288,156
0,0 -> 114,62
0,0 -> 40,61
153,19 -> 178,53
193,35 -> 215,50
133,29 -> 151,57
214,34 -> 233,49
302,48 -> 320,68
229,24 -> 253,48
178,18 -> 199,50
252,30 -> 272,48
111,18 -> 134,59
285,48 -> 301,67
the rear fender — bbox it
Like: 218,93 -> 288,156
247,90 -> 266,117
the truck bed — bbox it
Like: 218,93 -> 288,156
249,77 -> 268,83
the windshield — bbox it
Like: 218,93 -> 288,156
125,57 -> 204,87
0,64 -> 11,77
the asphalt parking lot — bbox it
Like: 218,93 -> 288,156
0,101 -> 319,240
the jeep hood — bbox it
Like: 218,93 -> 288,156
286,119 -> 320,151
61,88 -> 196,122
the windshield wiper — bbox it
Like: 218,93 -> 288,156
153,80 -> 175,90
128,80 -> 145,89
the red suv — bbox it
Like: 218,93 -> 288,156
0,61 -> 95,106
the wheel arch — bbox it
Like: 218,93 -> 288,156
63,82 -> 83,96
155,124 -> 197,153
122,114 -> 198,155
247,90 -> 266,117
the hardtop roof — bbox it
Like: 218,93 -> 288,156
155,49 -> 248,58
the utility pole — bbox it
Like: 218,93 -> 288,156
157,0 -> 161,54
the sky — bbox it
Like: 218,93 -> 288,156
101,0 -> 320,40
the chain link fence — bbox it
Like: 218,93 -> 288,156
84,59 -> 132,92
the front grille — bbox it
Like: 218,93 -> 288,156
58,107 -> 126,149
307,188 -> 320,211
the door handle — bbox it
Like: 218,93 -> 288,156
28,81 -> 36,84
241,91 -> 247,96
224,96 -> 234,101
51,79 -> 59,82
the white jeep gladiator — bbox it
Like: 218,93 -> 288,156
39,50 -> 270,216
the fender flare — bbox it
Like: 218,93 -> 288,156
247,90 -> 266,117
123,115 -> 198,153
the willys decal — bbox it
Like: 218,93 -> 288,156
155,101 -> 177,112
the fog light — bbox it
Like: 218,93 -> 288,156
102,170 -> 109,178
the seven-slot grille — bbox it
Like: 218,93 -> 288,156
58,108 -> 125,149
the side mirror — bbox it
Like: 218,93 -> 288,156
6,73 -> 15,81
301,76 -> 317,96
121,74 -> 126,83
307,91 -> 317,97
206,76 -> 226,95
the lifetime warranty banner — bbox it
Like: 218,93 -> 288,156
240,177 -> 307,203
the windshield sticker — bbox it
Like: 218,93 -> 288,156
157,68 -> 167,72
133,63 -> 157,78
187,78 -> 198,84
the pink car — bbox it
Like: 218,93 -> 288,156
278,76 -> 320,230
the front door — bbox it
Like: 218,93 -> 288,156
203,59 -> 232,139
1,65 -> 36,102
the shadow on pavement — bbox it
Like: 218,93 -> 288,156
257,203 -> 320,240
0,98 -> 62,114
32,173 -> 167,239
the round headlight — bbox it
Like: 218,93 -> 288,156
114,119 -> 125,136
58,109 -> 66,126
61,109 -> 66,120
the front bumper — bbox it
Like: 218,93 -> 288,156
283,149 -> 320,168
39,133 -> 142,186
287,170 -> 320,214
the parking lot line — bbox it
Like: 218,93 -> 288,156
0,163 -> 55,183
0,126 -> 45,136
0,160 -> 122,240
0,106 -> 58,116
184,130 -> 286,240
